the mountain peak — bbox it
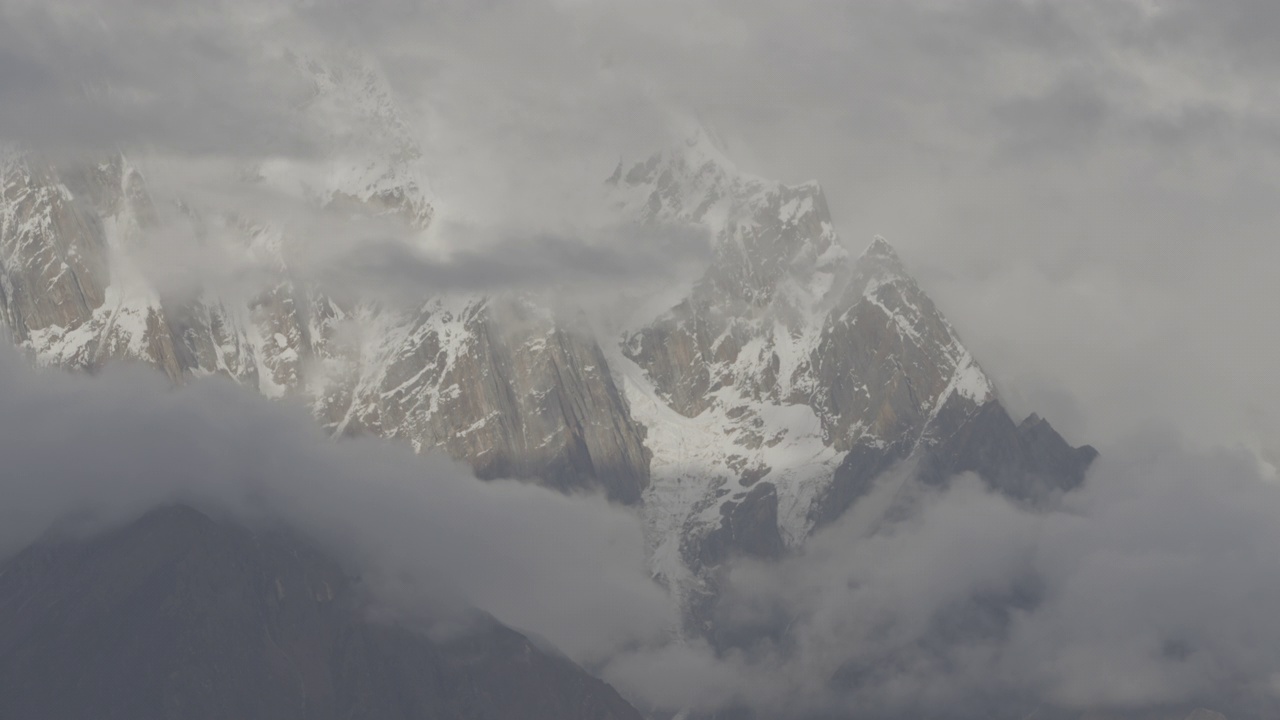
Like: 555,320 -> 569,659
861,235 -> 902,263
851,235 -> 914,296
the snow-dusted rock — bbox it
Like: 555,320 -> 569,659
611,132 -> 1094,630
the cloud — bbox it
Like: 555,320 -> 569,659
107,156 -> 713,308
7,339 -> 1278,718
601,436 -> 1280,718
0,348 -> 673,663
0,0 -> 324,158
0,0 -> 705,300
298,221 -> 713,302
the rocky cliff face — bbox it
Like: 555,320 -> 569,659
0,151 -> 187,379
313,295 -> 650,503
0,504 -> 642,720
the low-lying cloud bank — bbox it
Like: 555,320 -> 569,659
0,348 -> 673,663
606,438 -> 1280,719
7,343 -> 1278,719
4,348 -> 1280,718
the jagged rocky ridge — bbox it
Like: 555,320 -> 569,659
0,55 -> 650,506
0,504 -> 642,720
608,132 -> 1096,628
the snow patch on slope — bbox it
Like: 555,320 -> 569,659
613,343 -> 845,592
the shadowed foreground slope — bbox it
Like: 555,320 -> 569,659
0,505 -> 641,720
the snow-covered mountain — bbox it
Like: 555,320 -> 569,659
0,61 -> 1093,635
607,131 -> 1095,629
0,55 -> 650,506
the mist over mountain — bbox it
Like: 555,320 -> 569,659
1,1 -> 1278,719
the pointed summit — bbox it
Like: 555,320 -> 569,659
851,235 -> 913,297
862,235 -> 900,260
857,235 -> 910,273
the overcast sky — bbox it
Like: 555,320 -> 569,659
2,1 -> 1279,717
